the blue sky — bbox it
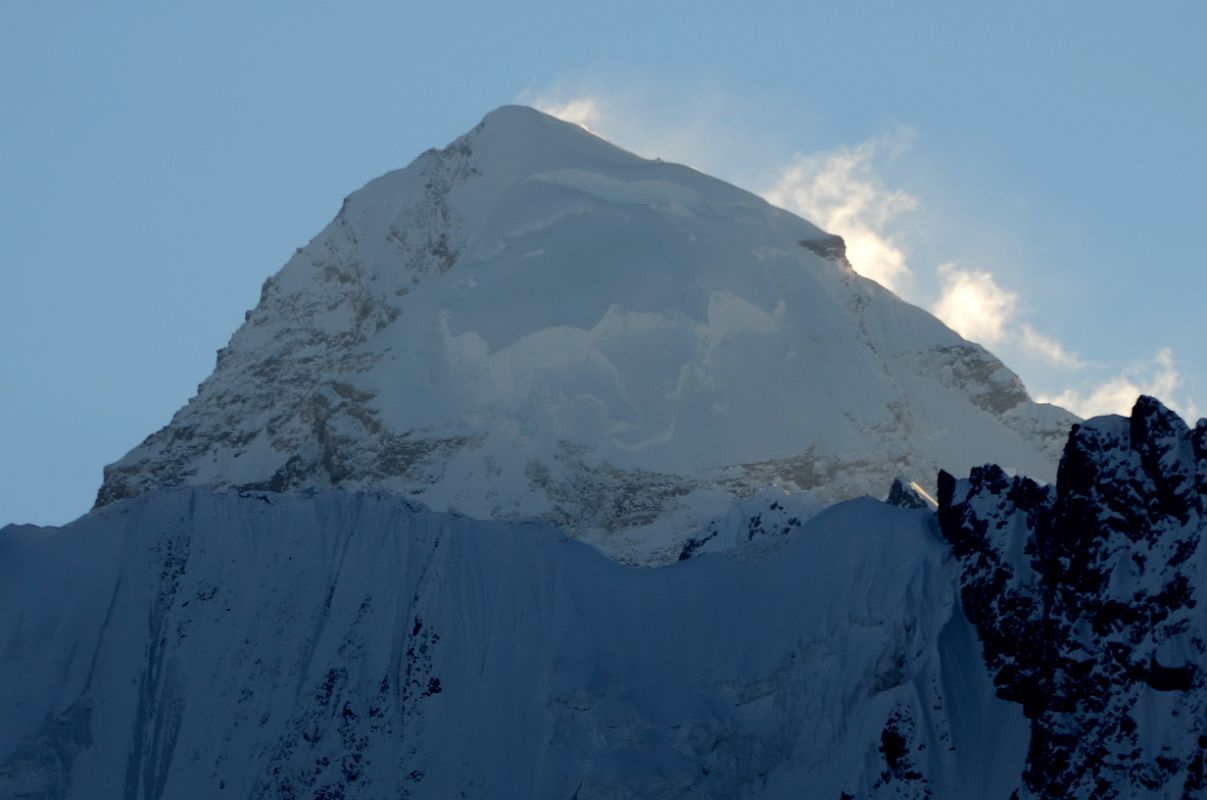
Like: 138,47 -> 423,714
2,1 -> 1204,526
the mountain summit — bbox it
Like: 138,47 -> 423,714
96,105 -> 1074,562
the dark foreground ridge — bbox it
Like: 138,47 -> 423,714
939,395 -> 1207,799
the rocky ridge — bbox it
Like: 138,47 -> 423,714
938,396 -> 1207,799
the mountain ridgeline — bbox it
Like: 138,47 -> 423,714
2,106 -> 1200,798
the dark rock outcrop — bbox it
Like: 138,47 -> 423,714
886,477 -> 934,510
799,234 -> 848,262
938,396 -> 1206,799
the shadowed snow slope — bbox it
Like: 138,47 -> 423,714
0,488 -> 1025,799
95,105 -> 1076,563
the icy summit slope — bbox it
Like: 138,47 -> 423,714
0,488 -> 1025,799
96,105 -> 1075,562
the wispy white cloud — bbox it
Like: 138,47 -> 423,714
519,84 -> 744,175
763,131 -> 918,294
928,264 -> 1086,368
755,132 -> 1088,378
1018,324 -> 1086,369
530,96 -> 602,132
1037,348 -> 1200,421
930,263 -> 1017,345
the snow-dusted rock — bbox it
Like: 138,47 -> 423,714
938,396 -> 1207,799
95,105 -> 1076,563
886,477 -> 937,510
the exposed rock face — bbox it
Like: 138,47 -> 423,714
676,487 -> 827,560
938,396 -> 1207,799
799,234 -> 848,261
886,477 -> 935,510
94,138 -> 479,511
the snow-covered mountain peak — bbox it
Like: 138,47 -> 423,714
461,103 -> 647,174
97,105 -> 1075,563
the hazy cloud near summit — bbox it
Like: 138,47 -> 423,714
524,84 -> 756,178
762,131 -> 917,295
523,83 -> 1200,422
530,97 -> 603,132
930,265 -> 1085,368
930,264 -> 1018,346
1038,350 -> 1200,423
758,137 -> 1088,379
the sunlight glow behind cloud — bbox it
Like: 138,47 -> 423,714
531,96 -> 602,132
1018,324 -> 1086,369
930,264 -> 1017,345
521,86 -> 731,173
1038,349 -> 1200,422
763,132 -> 917,294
